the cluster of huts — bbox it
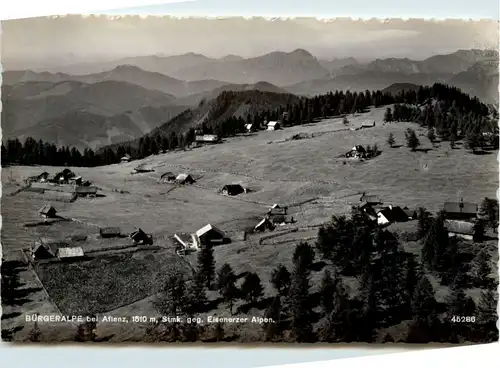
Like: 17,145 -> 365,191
30,224 -> 154,262
254,204 -> 295,232
358,193 -> 483,241
25,169 -> 97,201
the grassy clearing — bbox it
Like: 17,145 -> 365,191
34,249 -> 188,315
2,106 -> 498,341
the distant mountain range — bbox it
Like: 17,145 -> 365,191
2,48 -> 497,151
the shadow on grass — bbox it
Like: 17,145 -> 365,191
414,148 -> 433,153
200,298 -> 222,313
95,334 -> 115,342
311,261 -> 328,272
472,150 -> 493,155
391,145 -> 403,149
236,296 -> 274,314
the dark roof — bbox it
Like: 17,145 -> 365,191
378,206 -> 408,222
39,204 -> 56,215
445,220 -> 475,235
161,172 -> 175,178
222,184 -> 245,195
403,208 -> 416,218
443,202 -> 478,215
360,193 -> 381,204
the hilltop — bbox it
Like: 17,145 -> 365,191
101,89 -> 301,153
172,49 -> 330,85
2,80 -> 186,149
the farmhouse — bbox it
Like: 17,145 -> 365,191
121,154 -> 131,163
160,172 -> 176,183
31,239 -> 59,260
362,121 -> 376,128
100,227 -> 122,238
54,168 -> 76,183
347,145 -> 367,159
376,206 -> 409,226
267,121 -> 280,131
175,173 -> 195,185
37,172 -> 50,182
75,186 -> 98,197
221,184 -> 246,196
403,207 -> 417,220
195,224 -> 226,247
268,204 -> 288,216
134,163 -> 155,173
443,200 -> 478,220
39,204 -> 57,218
245,124 -> 253,133
254,218 -> 275,232
69,176 -> 83,185
268,214 -> 295,226
57,247 -> 84,260
444,220 -> 477,241
174,233 -> 199,251
195,134 -> 220,143
130,228 -> 153,245
360,193 -> 382,205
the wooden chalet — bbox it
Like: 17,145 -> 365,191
99,227 -> 122,238
130,228 -> 153,245
39,204 -> 57,218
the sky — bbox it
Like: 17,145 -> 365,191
1,14 -> 498,70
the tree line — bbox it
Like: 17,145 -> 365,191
3,197 -> 497,342
2,83 -> 494,168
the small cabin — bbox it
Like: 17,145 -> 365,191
267,121 -> 280,131
75,186 -> 98,197
57,247 -> 84,260
175,173 -> 195,185
174,233 -> 199,251
195,135 -> 220,144
99,227 -> 122,238
195,224 -> 226,247
160,172 -> 176,183
39,204 -> 57,218
121,154 -> 131,163
31,239 -> 59,260
221,184 -> 246,196
130,228 -> 153,245
444,220 -> 477,241
254,218 -> 275,232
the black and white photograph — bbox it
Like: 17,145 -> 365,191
1,15 -> 498,344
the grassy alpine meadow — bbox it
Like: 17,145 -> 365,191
2,106 -> 498,342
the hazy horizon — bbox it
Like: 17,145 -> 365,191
1,15 -> 498,71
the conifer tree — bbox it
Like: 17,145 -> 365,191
263,296 -> 283,341
270,264 -> 291,297
387,132 -> 396,147
197,244 -> 215,289
240,272 -> 264,303
217,263 -> 239,315
405,128 -> 421,151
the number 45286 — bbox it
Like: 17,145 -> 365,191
451,316 -> 476,323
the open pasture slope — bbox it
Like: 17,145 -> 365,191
2,103 -> 498,343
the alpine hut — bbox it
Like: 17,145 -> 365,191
39,204 -> 57,218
